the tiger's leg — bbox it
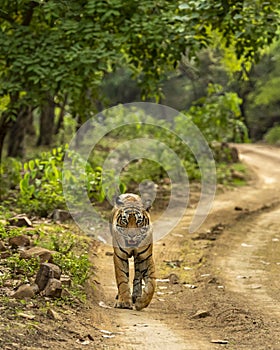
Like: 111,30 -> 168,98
113,251 -> 133,309
134,251 -> 156,311
132,259 -> 142,304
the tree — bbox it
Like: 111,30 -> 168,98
245,40 -> 280,140
0,0 -> 279,159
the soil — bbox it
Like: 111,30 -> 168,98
1,143 -> 280,349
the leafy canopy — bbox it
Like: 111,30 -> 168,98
0,0 -> 279,117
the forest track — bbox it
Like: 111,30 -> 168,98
95,144 -> 280,350
1,144 -> 278,350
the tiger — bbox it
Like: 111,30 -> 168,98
109,193 -> 156,311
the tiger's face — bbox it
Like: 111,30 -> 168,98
116,207 -> 150,247
111,194 -> 153,249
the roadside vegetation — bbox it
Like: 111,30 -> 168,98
0,1 -> 279,340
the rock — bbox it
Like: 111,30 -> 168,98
191,309 -> 211,319
211,339 -> 228,344
99,301 -> 112,309
0,241 -> 10,258
17,312 -> 36,320
44,278 -> 62,298
47,308 -> 63,321
168,273 -> 180,284
234,206 -> 243,211
183,284 -> 197,289
163,259 -> 183,268
61,288 -> 71,298
0,241 -> 7,252
8,215 -> 32,227
12,284 -> 38,299
0,251 -> 11,259
212,142 -> 239,163
35,263 -> 62,291
230,169 -> 246,180
208,277 -> 218,284
9,235 -> 31,249
60,274 -> 71,287
50,209 -> 72,223
20,246 -> 55,262
230,146 -> 239,163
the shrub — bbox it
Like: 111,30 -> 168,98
18,146 -> 106,216
264,125 -> 280,145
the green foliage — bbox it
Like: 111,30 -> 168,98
6,254 -> 40,281
17,145 -> 106,216
216,162 -> 247,186
177,0 -> 280,62
0,157 -> 22,197
252,41 -> 280,107
0,0 -> 278,121
18,146 -> 66,216
38,228 -> 90,287
0,222 -> 35,240
54,252 -> 90,287
38,228 -> 90,289
92,100 -> 245,188
176,84 -> 248,143
264,125 -> 280,145
245,39 -> 280,140
0,95 -> 9,112
0,219 -> 91,295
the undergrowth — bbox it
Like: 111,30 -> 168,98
0,219 -> 90,302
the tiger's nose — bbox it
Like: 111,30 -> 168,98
128,229 -> 137,237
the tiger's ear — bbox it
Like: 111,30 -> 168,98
115,195 -> 124,207
142,199 -> 152,212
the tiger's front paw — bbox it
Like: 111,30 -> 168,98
114,300 -> 133,309
114,297 -> 133,309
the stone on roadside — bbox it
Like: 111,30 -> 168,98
20,246 -> 55,263
0,241 -> 10,258
12,284 -> 39,299
35,263 -> 62,291
230,169 -> 246,180
0,241 -> 7,252
168,273 -> 180,285
191,309 -> 211,319
50,209 -> 72,223
60,274 -> 71,288
61,288 -> 71,298
211,339 -> 228,344
44,278 -> 62,298
9,235 -> 31,249
47,308 -> 63,321
9,215 -> 32,227
0,251 -> 11,259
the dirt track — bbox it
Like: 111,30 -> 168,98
2,144 -> 279,350
95,144 -> 280,350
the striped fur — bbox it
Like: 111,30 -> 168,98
110,193 -> 156,310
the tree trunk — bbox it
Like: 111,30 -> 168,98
25,106 -> 36,136
0,114 -> 11,163
7,107 -> 29,158
55,94 -> 68,135
37,94 -> 55,146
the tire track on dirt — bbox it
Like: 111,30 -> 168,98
220,206 -> 280,317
